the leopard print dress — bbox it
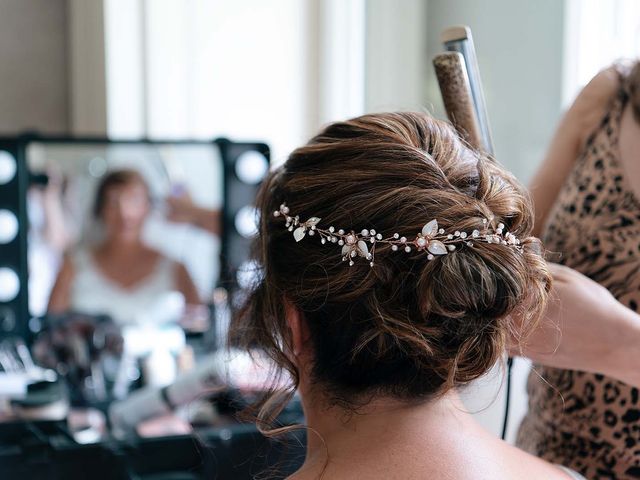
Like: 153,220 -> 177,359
517,67 -> 640,479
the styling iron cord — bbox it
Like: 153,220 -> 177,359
501,357 -> 514,440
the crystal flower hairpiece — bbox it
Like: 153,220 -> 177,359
273,203 -> 522,267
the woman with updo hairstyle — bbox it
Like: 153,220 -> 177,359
231,112 -> 586,479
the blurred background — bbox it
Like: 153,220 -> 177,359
0,0 -> 639,478
3,0 -> 639,175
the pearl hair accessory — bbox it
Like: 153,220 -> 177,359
273,203 -> 522,267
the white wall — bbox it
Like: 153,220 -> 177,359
68,0 -> 108,136
364,0 -> 565,181
365,0 -> 428,113
0,0 -> 69,134
424,0 -> 565,184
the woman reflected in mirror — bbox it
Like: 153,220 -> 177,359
48,169 -> 200,325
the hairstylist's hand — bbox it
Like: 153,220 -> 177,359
509,263 -> 640,388
166,193 -> 221,236
166,193 -> 199,224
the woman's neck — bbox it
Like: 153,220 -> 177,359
296,388 -> 488,478
97,237 -> 146,256
291,386 -> 574,480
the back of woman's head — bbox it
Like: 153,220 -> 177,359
233,112 -> 550,413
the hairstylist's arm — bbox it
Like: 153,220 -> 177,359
510,263 -> 640,388
529,67 -> 618,237
166,193 -> 221,236
47,254 -> 74,313
175,262 -> 201,305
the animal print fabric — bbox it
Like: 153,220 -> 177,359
517,66 -> 640,479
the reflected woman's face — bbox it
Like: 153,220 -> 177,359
101,182 -> 150,241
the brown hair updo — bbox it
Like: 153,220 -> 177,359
232,112 -> 550,425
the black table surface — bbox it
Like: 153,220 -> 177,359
0,417 -> 306,480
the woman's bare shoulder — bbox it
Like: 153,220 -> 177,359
570,66 -> 620,144
576,66 -> 619,108
286,437 -> 571,480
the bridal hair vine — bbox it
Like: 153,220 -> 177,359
273,203 -> 522,267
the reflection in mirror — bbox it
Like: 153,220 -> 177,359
25,140 -> 223,404
27,141 -> 222,319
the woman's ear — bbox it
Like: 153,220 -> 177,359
284,299 -> 310,358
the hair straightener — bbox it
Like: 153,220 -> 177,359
433,26 -> 512,441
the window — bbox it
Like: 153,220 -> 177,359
104,0 -> 366,164
563,0 -> 640,104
